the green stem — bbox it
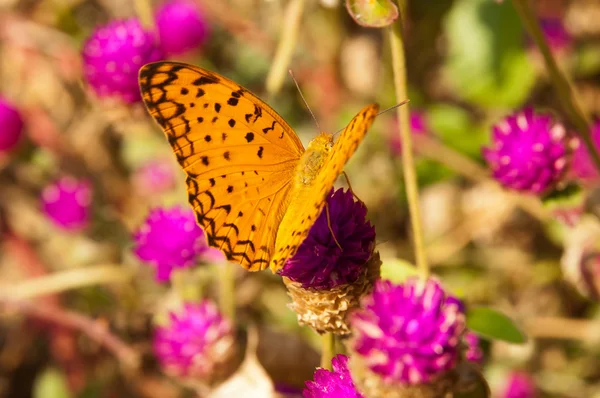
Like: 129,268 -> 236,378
512,0 -> 600,172
265,0 -> 305,97
320,332 -> 335,370
388,2 -> 429,278
217,262 -> 236,325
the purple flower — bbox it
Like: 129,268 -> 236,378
82,18 -> 163,103
0,96 -> 24,153
502,371 -> 536,398
350,278 -> 466,384
280,188 -> 376,290
303,355 -> 363,398
570,121 -> 600,184
155,0 -> 210,56
527,18 -> 571,52
390,111 -> 429,156
133,206 -> 218,282
41,177 -> 92,231
464,331 -> 484,364
153,300 -> 233,378
133,160 -> 176,196
483,108 -> 568,194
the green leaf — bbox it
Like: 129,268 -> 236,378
345,0 -> 398,28
33,368 -> 71,398
380,258 -> 420,283
444,0 -> 536,108
467,307 -> 526,344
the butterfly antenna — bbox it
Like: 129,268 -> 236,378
332,99 -> 410,137
289,69 -> 321,132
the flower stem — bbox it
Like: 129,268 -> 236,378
512,0 -> 600,172
320,332 -> 335,370
265,0 -> 305,97
217,262 -> 236,325
388,2 -> 429,278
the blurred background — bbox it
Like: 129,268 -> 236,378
2,0 -> 600,396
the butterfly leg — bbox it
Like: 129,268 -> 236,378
342,171 -> 364,206
325,202 -> 343,251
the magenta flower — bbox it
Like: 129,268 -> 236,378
132,160 -> 176,196
483,108 -> 568,194
502,371 -> 536,398
82,18 -> 163,103
280,188 -> 376,290
570,121 -> 600,184
303,355 -> 363,398
0,96 -> 24,153
153,300 -> 233,378
133,206 -> 220,282
527,18 -> 571,52
350,278 -> 466,384
390,111 -> 429,156
464,331 -> 484,364
41,177 -> 92,231
155,0 -> 210,56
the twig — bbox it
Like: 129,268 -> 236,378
524,316 -> 600,343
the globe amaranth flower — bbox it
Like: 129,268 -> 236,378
155,0 -> 210,56
153,300 -> 235,379
502,371 -> 536,398
82,18 -> 163,103
570,120 -> 600,184
41,177 -> 92,231
390,111 -> 429,156
133,206 -> 219,282
350,278 -> 466,386
464,331 -> 484,364
483,107 -> 569,194
0,96 -> 24,153
304,355 -> 363,398
280,188 -> 375,290
133,159 -> 176,197
526,18 -> 571,52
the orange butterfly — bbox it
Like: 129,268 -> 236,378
139,62 -> 378,272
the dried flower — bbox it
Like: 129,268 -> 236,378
153,300 -> 235,380
41,177 -> 92,231
483,108 -> 568,194
349,278 -> 465,388
304,354 -> 363,398
133,206 -> 217,282
82,18 -> 163,103
133,159 -> 176,196
570,120 -> 600,184
390,111 -> 429,156
280,188 -> 375,290
0,96 -> 24,153
155,0 -> 210,56
502,371 -> 536,398
464,331 -> 484,364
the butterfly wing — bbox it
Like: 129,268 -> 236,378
139,62 -> 304,270
270,104 -> 380,271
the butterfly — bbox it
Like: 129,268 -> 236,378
139,62 -> 379,272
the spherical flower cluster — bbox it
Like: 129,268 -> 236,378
390,111 -> 429,156
155,0 -> 210,56
153,300 -> 234,378
280,188 -> 376,290
41,177 -> 92,231
570,120 -> 600,184
304,355 -> 363,398
483,108 -> 568,194
0,96 -> 24,153
133,206 -> 216,282
502,371 -> 536,398
464,331 -> 484,364
350,278 -> 466,384
132,159 -> 176,196
82,18 -> 163,103
537,18 -> 572,52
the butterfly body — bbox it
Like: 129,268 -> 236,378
139,62 -> 378,273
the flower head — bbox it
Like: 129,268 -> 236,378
0,96 -> 24,153
464,331 -> 484,364
390,111 -> 429,156
41,177 -> 92,231
82,18 -> 163,103
133,206 -> 215,282
153,300 -> 234,379
570,120 -> 600,184
133,159 -> 176,196
350,278 -> 466,384
280,188 -> 375,290
304,355 -> 363,398
483,108 -> 568,194
502,371 -> 536,398
155,0 -> 210,56
533,18 -> 572,52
